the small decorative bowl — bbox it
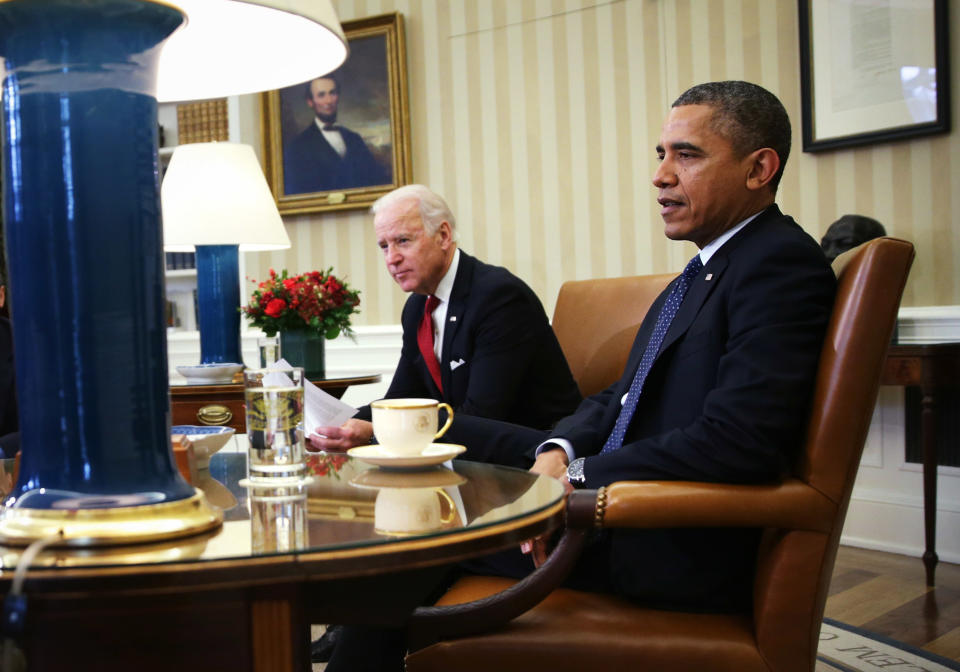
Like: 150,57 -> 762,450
176,363 -> 243,384
171,425 -> 236,470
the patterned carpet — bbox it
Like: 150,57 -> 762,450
818,619 -> 960,672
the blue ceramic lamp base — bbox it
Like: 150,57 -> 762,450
0,0 -> 221,544
195,245 -> 244,366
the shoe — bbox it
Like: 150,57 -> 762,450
311,624 -> 341,663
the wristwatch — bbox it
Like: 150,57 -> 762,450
566,457 -> 586,487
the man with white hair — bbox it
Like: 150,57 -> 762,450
309,184 -> 581,465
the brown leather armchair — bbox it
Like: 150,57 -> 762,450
551,273 -> 674,396
406,237 -> 915,672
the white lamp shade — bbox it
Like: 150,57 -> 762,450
162,142 -> 291,251
158,0 -> 348,102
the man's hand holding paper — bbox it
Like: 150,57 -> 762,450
265,359 -> 361,452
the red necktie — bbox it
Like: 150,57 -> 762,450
418,295 -> 443,392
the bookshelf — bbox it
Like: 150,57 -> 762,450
158,97 -> 244,335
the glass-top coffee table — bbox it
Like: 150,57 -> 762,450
0,450 -> 565,671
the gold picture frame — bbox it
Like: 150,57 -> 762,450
260,12 -> 411,214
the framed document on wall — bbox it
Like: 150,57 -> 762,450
798,0 -> 950,153
260,12 -> 412,214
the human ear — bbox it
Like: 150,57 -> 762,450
745,148 -> 780,191
437,221 -> 454,248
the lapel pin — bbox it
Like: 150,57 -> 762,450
705,273 -> 713,281
449,316 -> 457,322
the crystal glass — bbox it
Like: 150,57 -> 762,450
244,367 -> 305,482
248,482 -> 309,553
257,335 -> 281,368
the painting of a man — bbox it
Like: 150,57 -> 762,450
263,15 -> 409,214
283,73 -> 390,194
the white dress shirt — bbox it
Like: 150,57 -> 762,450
427,248 -> 461,361
316,118 -> 347,158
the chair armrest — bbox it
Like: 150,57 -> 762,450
408,489 -> 597,650
600,479 -> 836,533
407,480 -> 835,649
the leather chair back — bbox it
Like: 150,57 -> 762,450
552,274 -> 674,397
752,237 -> 915,669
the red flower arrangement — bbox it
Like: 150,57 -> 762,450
242,268 -> 360,339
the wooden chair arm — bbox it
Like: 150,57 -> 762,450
600,479 -> 837,532
407,489 -> 597,650
407,479 -> 835,650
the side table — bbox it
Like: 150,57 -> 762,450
881,342 -> 960,586
170,374 -> 382,432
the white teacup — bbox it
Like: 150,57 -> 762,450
374,487 -> 457,535
370,398 -> 454,457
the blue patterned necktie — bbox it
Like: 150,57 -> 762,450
601,255 -> 704,454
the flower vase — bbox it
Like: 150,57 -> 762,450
280,331 -> 326,379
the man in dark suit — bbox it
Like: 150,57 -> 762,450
308,184 -> 581,465
515,80 -> 837,611
283,75 -> 389,194
308,184 -> 581,665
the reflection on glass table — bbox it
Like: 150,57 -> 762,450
0,450 -> 564,569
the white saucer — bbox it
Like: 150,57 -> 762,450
347,444 -> 466,470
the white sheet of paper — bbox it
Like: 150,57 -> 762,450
267,358 -> 358,434
304,377 -> 357,432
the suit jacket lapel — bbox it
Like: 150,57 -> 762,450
309,125 -> 345,164
440,252 -> 474,390
658,206 -> 777,354
659,254 -> 727,353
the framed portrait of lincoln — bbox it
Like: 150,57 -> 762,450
260,12 -> 411,215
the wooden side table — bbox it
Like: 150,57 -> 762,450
880,342 -> 960,586
170,374 -> 382,432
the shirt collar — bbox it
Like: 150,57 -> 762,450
432,248 -> 460,304
698,210 -> 763,265
314,118 -> 339,133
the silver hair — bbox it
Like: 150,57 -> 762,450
371,184 -> 458,241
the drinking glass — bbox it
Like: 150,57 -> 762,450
257,335 -> 281,368
244,367 -> 305,482
249,482 -> 309,553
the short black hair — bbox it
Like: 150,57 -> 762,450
304,73 -> 340,100
672,81 -> 791,193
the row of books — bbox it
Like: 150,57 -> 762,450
177,98 -> 230,145
165,252 -> 196,270
165,291 -> 199,329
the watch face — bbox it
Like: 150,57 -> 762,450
567,458 -> 586,483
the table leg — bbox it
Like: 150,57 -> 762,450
920,385 -> 938,587
251,588 -> 309,671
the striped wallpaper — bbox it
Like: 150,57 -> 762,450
242,0 -> 960,326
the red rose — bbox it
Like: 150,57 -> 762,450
264,298 -> 286,317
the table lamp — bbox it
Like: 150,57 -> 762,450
162,142 -> 291,367
0,0 -> 346,546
